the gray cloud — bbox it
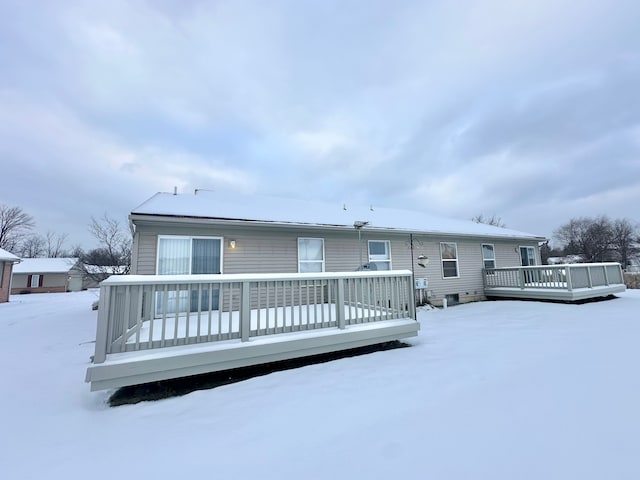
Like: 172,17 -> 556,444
1,0 -> 639,248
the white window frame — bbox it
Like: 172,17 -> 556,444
520,246 -> 536,266
156,235 -> 224,274
368,240 -> 392,270
440,242 -> 459,278
482,243 -> 496,270
30,274 -> 41,287
298,238 -> 325,273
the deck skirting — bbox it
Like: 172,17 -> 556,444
86,317 -> 419,391
484,284 -> 625,302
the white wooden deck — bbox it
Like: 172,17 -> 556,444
483,263 -> 626,301
86,271 -> 419,391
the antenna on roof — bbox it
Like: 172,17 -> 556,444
173,186 -> 177,195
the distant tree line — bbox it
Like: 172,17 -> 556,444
474,211 -> 639,268
472,214 -> 506,228
543,216 -> 639,267
0,204 -> 131,281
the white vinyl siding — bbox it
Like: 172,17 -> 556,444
482,244 -> 496,269
298,238 -> 325,272
440,242 -> 459,278
368,240 -> 391,270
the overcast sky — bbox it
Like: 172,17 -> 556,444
1,0 -> 639,249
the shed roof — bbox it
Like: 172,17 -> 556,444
13,258 -> 80,274
0,248 -> 20,262
132,191 -> 546,241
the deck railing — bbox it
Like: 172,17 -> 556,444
483,263 -> 624,291
93,270 -> 415,363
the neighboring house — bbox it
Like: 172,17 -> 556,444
547,255 -> 585,265
11,258 -> 84,294
82,265 -> 129,289
627,257 -> 640,274
129,191 -> 547,306
0,248 -> 21,303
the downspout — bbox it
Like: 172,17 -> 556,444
410,233 -> 416,320
8,259 -> 20,301
128,214 -> 137,274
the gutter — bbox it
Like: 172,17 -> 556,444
129,213 -> 547,242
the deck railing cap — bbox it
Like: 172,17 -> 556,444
101,269 -> 414,286
487,262 -> 621,271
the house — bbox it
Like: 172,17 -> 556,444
129,191 -> 547,307
11,258 -> 84,294
86,191 -> 626,391
0,248 -> 20,303
82,264 -> 129,289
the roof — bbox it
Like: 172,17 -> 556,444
132,191 -> 546,241
13,258 -> 80,274
0,248 -> 20,262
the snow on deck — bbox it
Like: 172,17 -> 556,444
127,303 -> 393,344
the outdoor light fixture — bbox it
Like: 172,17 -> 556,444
229,240 -> 236,249
418,255 -> 429,268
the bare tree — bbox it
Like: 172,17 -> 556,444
0,204 -> 35,252
611,218 -> 638,268
68,244 -> 85,258
472,214 -> 506,228
82,214 -> 131,283
554,216 -> 614,263
18,234 -> 45,258
45,231 -> 69,258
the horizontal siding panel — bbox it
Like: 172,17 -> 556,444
132,220 -> 540,305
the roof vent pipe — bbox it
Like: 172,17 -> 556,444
173,186 -> 177,195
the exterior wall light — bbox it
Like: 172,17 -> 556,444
229,240 -> 236,249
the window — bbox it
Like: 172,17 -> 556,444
440,242 -> 459,278
298,238 -> 324,272
29,274 -> 42,288
520,246 -> 536,266
156,236 -> 222,314
157,236 -> 222,275
482,244 -> 496,270
368,240 -> 391,270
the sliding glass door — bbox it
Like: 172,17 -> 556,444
156,236 -> 222,314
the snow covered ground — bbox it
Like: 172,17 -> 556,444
1,289 -> 639,479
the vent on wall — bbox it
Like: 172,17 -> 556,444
445,293 -> 460,306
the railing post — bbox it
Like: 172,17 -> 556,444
603,265 -> 609,286
566,266 -> 573,292
336,278 -> 345,329
406,275 -> 416,320
92,284 -> 111,364
241,281 -> 251,342
519,268 -> 526,289
587,266 -> 593,288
